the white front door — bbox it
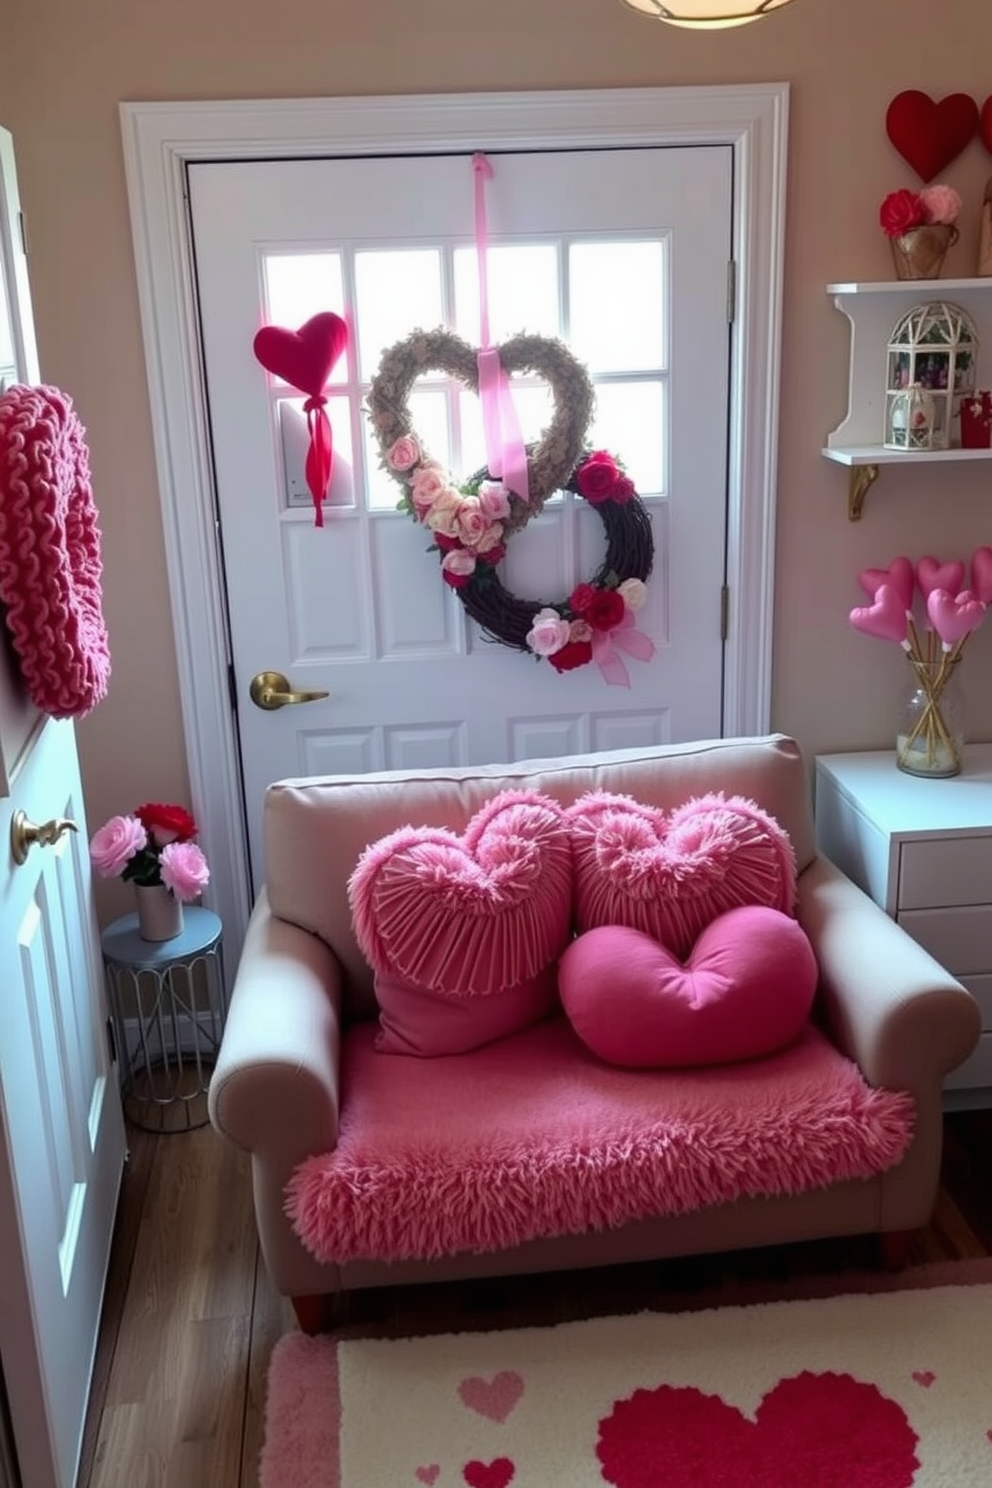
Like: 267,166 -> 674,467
189,146 -> 732,886
0,123 -> 125,1488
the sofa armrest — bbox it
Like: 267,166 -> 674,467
208,889 -> 343,1162
797,855 -> 980,1092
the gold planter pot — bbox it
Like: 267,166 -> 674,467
889,223 -> 959,281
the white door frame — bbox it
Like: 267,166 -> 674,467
119,84 -> 789,970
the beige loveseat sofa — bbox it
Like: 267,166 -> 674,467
208,734 -> 979,1332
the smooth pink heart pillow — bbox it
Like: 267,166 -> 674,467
558,908 -> 818,1069
566,791 -> 797,960
348,790 -> 572,1056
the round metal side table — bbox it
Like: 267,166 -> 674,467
101,906 -> 226,1133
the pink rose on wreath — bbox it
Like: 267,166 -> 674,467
441,549 -> 476,587
386,434 -> 421,471
586,589 -> 627,632
424,488 -> 464,536
575,450 -> 625,504
411,463 -> 449,507
526,607 -> 572,656
619,577 -> 647,610
160,841 -> 211,901
477,480 -> 511,522
455,499 -> 502,549
547,639 -> 593,673
569,618 -> 593,643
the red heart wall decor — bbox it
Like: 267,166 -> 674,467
252,311 -> 348,398
981,95 -> 992,154
885,90 -> 979,182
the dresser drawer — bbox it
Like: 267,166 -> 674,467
896,905 -> 992,978
898,835 -> 992,910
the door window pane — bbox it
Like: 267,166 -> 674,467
458,381 -> 556,481
453,244 -> 560,347
569,240 -> 667,373
364,386 -> 451,510
590,380 -> 666,496
262,253 -> 347,388
355,250 -> 443,381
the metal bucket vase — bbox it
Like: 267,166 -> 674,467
890,223 -> 958,281
134,883 -> 184,941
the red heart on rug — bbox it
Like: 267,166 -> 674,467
911,1370 -> 935,1388
458,1371 -> 524,1422
462,1458 -> 515,1488
886,90 -> 979,181
415,1468 -> 440,1485
981,96 -> 992,154
253,311 -> 348,398
566,790 -> 796,960
597,1371 -> 919,1487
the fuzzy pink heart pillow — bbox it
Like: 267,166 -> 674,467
566,790 -> 797,959
348,790 -> 572,1056
558,909 -> 818,1068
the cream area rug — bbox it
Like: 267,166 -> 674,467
260,1279 -> 992,1487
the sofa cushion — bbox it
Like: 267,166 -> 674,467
566,790 -> 797,959
285,1017 -> 915,1265
348,789 -> 572,1055
558,908 -> 818,1069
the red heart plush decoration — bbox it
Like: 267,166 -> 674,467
971,545 -> 992,603
981,95 -> 992,154
597,1371 -> 919,1487
565,791 -> 796,961
252,311 -> 348,398
886,90 -> 979,182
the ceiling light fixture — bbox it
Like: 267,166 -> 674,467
621,0 -> 795,28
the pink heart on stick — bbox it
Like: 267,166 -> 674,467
971,545 -> 992,604
848,584 -> 907,643
926,587 -> 987,645
859,556 -> 915,610
917,555 -> 965,599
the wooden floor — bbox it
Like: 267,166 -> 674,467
79,1108 -> 992,1488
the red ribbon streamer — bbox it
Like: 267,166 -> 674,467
304,397 -> 332,529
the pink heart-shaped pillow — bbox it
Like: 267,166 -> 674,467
971,545 -> 992,604
559,909 -> 817,1069
253,311 -> 348,398
349,790 -> 572,1055
565,791 -> 796,960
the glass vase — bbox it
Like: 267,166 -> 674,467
896,658 -> 965,778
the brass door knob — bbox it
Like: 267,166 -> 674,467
11,811 -> 79,865
249,670 -> 330,711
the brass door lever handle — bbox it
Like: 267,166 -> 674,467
249,670 -> 330,711
11,812 -> 79,865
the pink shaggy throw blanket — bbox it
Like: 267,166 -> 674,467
286,1018 -> 914,1265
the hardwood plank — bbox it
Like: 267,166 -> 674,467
241,1250 -> 294,1488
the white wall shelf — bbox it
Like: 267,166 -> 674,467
824,277 -> 992,519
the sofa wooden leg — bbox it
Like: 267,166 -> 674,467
292,1292 -> 334,1335
877,1229 -> 915,1272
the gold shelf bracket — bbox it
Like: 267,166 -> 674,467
848,463 -> 880,521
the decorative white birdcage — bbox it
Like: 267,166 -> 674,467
884,300 -> 979,450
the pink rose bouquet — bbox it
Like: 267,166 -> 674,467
879,183 -> 962,238
90,801 -> 210,902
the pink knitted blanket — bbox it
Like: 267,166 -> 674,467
286,1018 -> 915,1265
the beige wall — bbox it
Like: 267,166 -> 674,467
2,0 -> 991,919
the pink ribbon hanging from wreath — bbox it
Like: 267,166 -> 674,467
591,610 -> 656,689
473,154 -> 530,505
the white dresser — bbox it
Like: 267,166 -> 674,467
815,745 -> 992,1107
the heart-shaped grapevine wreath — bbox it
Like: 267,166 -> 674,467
367,328 -> 655,676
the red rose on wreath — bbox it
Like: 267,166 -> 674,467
586,589 -> 627,632
547,639 -> 594,673
575,450 -> 624,504
135,802 -> 197,845
569,582 -> 597,614
879,189 -> 924,238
